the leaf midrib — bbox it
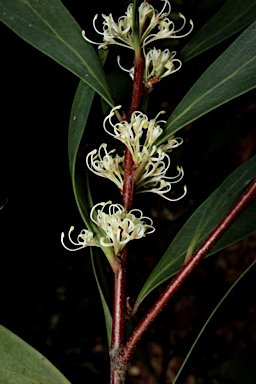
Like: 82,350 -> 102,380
185,1 -> 255,56
11,0 -> 113,103
158,52 -> 256,143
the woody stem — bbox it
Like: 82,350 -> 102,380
110,49 -> 145,384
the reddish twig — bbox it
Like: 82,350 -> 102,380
122,148 -> 135,212
122,52 -> 145,211
110,247 -> 128,384
118,178 -> 256,366
110,50 -> 145,384
128,51 -> 145,119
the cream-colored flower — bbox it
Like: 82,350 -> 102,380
102,106 -> 186,200
137,179 -> 187,201
144,48 -> 182,82
90,201 -> 155,255
86,143 -> 124,190
61,227 -> 98,251
136,148 -> 187,201
61,202 -> 155,255
118,48 -> 182,85
103,106 -> 165,164
143,12 -> 193,51
82,0 -> 193,51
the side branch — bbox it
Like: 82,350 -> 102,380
119,178 -> 256,365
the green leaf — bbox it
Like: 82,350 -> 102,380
156,21 -> 256,144
0,324 -> 71,384
69,82 -> 113,340
68,81 -> 94,178
68,80 -> 95,230
0,0 -> 114,106
135,155 -> 256,308
68,80 -> 101,233
173,260 -> 256,384
91,249 -> 112,347
211,354 -> 256,384
68,80 -> 115,264
180,0 -> 256,62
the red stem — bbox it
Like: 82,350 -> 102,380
118,178 -> 256,365
128,51 -> 145,118
122,148 -> 135,212
122,52 -> 145,211
110,247 -> 128,384
110,50 -> 145,384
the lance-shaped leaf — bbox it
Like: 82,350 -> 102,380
91,249 -> 112,347
68,81 -> 114,339
156,21 -> 256,145
173,260 -> 256,384
180,0 -> 256,62
0,0 -> 114,106
68,80 -> 94,229
0,324 -> 71,384
135,155 -> 256,308
68,80 -> 116,268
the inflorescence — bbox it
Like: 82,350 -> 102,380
62,0 -> 192,258
61,202 -> 155,255
82,0 -> 193,83
82,0 -> 193,51
87,106 -> 186,202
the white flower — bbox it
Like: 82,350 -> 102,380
135,148 -> 187,201
144,48 -> 182,83
82,4 -> 133,50
90,201 -> 155,255
82,0 -> 193,51
159,136 -> 183,152
86,143 -> 124,190
137,179 -> 187,201
118,48 -> 182,88
103,106 -> 165,164
61,203 -> 154,255
143,12 -> 193,51
61,227 -> 98,251
101,106 -> 186,201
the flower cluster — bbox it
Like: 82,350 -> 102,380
82,0 -> 193,51
61,202 -> 155,255
103,106 -> 165,164
118,48 -> 182,88
91,202 -> 155,255
87,106 -> 186,201
82,0 -> 193,87
62,1 -> 190,257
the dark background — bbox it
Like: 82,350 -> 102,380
0,1 -> 256,383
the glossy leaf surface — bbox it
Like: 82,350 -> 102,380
180,0 -> 256,62
157,21 -> 256,144
68,81 -> 113,339
173,260 -> 256,384
91,250 -> 112,347
0,0 -> 114,106
68,80 -> 95,229
68,80 -> 115,261
0,325 -> 71,384
135,156 -> 256,307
